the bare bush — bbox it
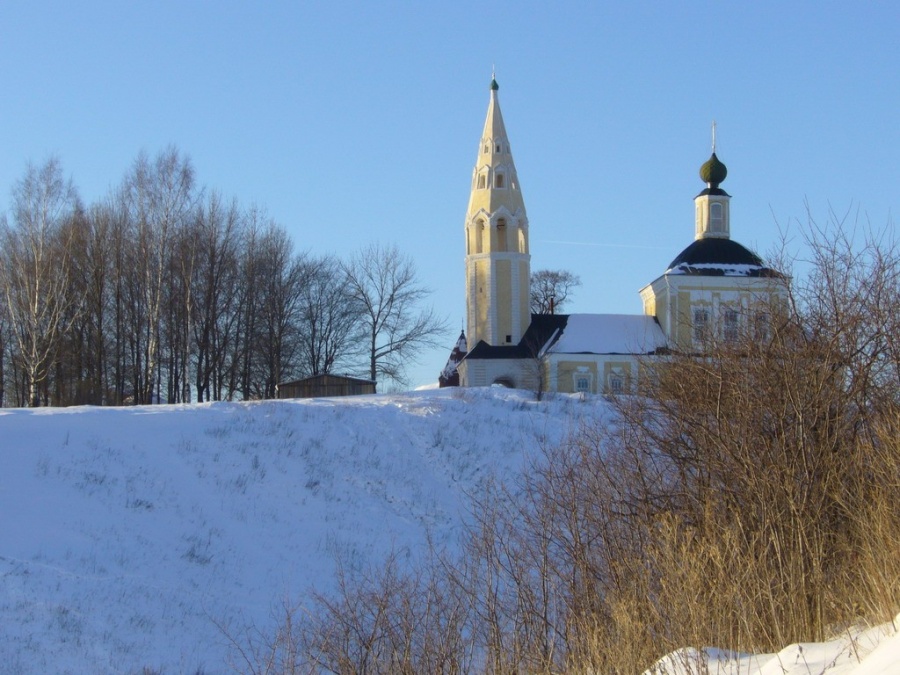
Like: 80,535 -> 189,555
223,548 -> 472,675
241,211 -> 899,674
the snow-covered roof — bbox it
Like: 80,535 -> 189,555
547,314 -> 669,355
664,238 -> 781,278
667,262 -> 767,276
439,330 -> 468,386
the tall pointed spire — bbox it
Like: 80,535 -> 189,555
464,76 -> 531,347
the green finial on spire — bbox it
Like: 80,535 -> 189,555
491,65 -> 499,91
700,122 -> 727,187
700,153 -> 727,188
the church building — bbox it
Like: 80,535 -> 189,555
444,78 -> 786,394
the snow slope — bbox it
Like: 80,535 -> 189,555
1,388 -> 897,673
0,388 -> 601,673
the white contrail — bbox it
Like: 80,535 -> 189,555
539,239 -> 671,250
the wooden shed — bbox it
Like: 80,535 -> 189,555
276,374 -> 376,399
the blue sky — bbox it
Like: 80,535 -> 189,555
2,2 -> 898,389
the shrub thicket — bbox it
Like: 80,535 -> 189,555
233,216 -> 900,674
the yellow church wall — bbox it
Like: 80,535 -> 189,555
664,279 -> 788,350
475,260 -> 490,343
675,290 -> 693,348
548,357 -> 645,395
518,259 -> 530,334
496,259 -> 512,342
642,293 -> 656,317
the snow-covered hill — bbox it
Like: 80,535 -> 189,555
0,389 -> 601,673
1,388 -> 897,673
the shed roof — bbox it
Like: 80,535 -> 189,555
277,374 -> 376,387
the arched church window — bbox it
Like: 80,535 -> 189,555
496,218 -> 508,252
496,144 -> 502,153
476,219 -> 486,254
483,144 -> 489,154
710,202 -> 724,232
477,174 -> 486,189
495,173 -> 505,188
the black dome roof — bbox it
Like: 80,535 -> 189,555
667,238 -> 780,277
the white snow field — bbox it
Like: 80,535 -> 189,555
1,388 -> 897,673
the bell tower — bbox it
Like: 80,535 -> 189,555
464,77 -> 531,347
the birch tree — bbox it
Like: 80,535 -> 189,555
121,147 -> 196,403
0,158 -> 80,406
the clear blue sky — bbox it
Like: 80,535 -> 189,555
2,1 -> 898,389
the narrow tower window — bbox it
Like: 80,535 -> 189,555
495,173 -> 505,188
476,219 -> 486,254
710,202 -> 724,232
477,174 -> 486,189
496,218 -> 507,252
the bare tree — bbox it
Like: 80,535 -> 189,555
52,203 -> 106,405
342,244 -> 448,388
0,158 -> 80,406
190,192 -> 241,402
0,288 -> 8,407
120,147 -> 196,403
297,254 -> 363,377
530,269 -> 581,314
253,224 -> 306,399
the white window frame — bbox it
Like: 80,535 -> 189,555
572,368 -> 593,394
607,368 -> 625,395
710,202 -> 724,232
